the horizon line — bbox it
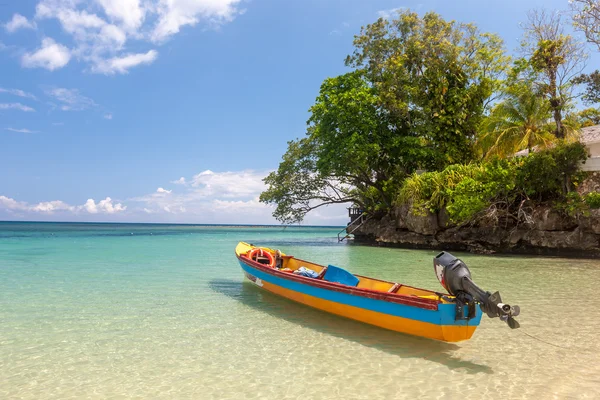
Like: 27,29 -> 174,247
0,220 -> 346,228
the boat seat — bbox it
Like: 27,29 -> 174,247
323,265 -> 359,287
388,283 -> 402,293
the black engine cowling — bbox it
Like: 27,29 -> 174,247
434,251 -> 520,329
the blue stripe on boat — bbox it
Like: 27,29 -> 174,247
239,261 -> 482,326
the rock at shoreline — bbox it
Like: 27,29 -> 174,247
352,205 -> 600,258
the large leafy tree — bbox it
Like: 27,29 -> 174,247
260,71 -> 424,224
346,11 -> 509,170
261,11 -> 510,223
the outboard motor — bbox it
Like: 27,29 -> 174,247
434,251 -> 520,329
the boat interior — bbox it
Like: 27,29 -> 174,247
236,242 -> 446,302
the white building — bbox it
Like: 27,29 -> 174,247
514,125 -> 600,171
580,125 -> 600,171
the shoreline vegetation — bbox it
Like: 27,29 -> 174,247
260,6 -> 600,258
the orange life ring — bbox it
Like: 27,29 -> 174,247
247,248 -> 275,268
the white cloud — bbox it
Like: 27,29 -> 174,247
4,14 -> 37,33
126,169 -> 301,223
96,0 -> 145,31
36,3 -> 106,35
45,87 -> 97,111
0,196 -> 29,211
190,169 -> 266,198
92,50 -> 158,74
22,37 -> 71,71
377,7 -> 406,20
104,113 -> 113,119
10,0 -> 242,73
0,169 -> 349,224
32,200 -> 74,212
83,197 -> 126,214
0,103 -> 35,112
151,0 -> 241,43
0,195 -> 125,215
0,87 -> 37,100
5,128 -> 40,133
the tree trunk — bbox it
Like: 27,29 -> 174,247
553,108 -> 564,139
549,71 -> 564,138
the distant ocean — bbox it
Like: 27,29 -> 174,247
1,221 -> 599,399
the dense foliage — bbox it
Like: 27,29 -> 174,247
399,142 -> 589,224
585,192 -> 600,209
261,7 -> 597,224
261,11 -> 508,223
346,11 -> 508,170
574,70 -> 600,105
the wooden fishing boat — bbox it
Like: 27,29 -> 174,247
235,242 -> 520,342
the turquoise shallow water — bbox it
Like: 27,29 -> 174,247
1,222 -> 600,399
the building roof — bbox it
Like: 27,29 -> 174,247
581,125 -> 600,145
512,125 -> 600,157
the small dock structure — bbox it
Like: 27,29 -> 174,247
337,207 -> 369,242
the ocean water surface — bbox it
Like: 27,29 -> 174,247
1,222 -> 599,399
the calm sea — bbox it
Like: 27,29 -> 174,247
1,222 -> 599,399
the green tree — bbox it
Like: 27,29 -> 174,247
577,107 -> 600,126
260,72 -> 424,223
573,70 -> 600,105
261,11 -> 511,223
478,88 -> 555,159
346,10 -> 509,170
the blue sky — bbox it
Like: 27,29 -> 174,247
1,0 -> 597,225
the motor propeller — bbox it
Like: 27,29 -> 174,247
433,251 -> 520,329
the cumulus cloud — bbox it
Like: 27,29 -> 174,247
130,170 -> 271,219
12,0 -> 243,74
21,37 -> 71,71
104,113 -> 113,119
0,169 -> 349,224
97,0 -> 146,31
190,170 -> 267,198
4,14 -> 37,33
5,128 -> 40,133
32,200 -> 74,212
0,103 -> 35,112
0,87 -> 37,100
0,195 -> 126,215
83,197 -> 126,214
45,87 -> 97,111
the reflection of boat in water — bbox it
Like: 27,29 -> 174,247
235,242 -> 519,343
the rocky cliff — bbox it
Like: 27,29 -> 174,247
353,172 -> 600,257
352,203 -> 600,258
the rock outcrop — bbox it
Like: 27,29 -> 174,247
353,206 -> 600,258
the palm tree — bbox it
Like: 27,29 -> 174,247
477,91 -> 556,159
